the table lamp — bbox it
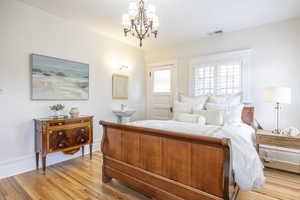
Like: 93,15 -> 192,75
264,87 -> 291,134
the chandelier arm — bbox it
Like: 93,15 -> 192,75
133,23 -> 143,40
134,23 -> 143,47
124,27 -> 131,36
141,25 -> 150,39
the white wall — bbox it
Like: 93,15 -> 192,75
0,0 -> 146,179
145,18 -> 300,130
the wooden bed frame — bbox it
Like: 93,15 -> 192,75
100,107 -> 254,200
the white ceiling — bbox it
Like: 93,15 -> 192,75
18,0 -> 300,50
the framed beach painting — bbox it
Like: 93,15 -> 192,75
31,54 -> 89,100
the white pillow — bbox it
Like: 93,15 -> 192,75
174,113 -> 206,125
193,109 -> 223,126
180,95 -> 208,110
206,103 -> 244,124
208,93 -> 242,106
173,101 -> 193,114
225,104 -> 244,124
197,115 -> 206,126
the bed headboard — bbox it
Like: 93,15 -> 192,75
242,107 -> 254,126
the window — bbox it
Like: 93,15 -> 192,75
153,69 -> 171,93
190,50 -> 250,96
216,63 -> 241,95
194,66 -> 214,95
192,62 -> 242,96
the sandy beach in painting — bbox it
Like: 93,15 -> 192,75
31,55 -> 89,100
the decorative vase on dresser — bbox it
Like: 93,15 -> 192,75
34,115 -> 94,173
69,107 -> 80,117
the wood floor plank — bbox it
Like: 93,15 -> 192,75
15,171 -> 74,200
239,190 -> 278,200
264,169 -> 300,184
0,178 -> 32,200
0,152 -> 299,200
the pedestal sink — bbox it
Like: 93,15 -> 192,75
113,109 -> 136,124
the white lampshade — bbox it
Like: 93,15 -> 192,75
129,1 -> 138,19
153,15 -> 159,29
147,4 -> 156,19
264,87 -> 291,104
122,14 -> 130,27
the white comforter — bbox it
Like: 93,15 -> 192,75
128,120 -> 265,191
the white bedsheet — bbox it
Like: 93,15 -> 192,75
127,120 -> 266,191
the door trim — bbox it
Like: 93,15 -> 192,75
146,60 -> 178,119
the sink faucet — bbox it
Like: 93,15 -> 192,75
121,104 -> 127,111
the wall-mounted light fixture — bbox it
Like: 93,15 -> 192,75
120,65 -> 129,71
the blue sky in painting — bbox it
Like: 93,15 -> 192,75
32,54 -> 89,73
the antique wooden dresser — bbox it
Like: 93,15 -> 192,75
34,116 -> 94,173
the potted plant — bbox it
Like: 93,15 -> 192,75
49,104 -> 65,117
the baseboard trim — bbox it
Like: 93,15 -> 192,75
0,140 -> 101,180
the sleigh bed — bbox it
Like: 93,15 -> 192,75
100,107 -> 256,200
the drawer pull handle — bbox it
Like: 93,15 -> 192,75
58,132 -> 64,136
81,128 -> 85,132
58,143 -> 64,147
81,138 -> 85,142
58,123 -> 63,126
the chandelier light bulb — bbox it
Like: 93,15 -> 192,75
122,14 -> 130,27
128,1 -> 138,18
147,4 -> 156,19
153,15 -> 159,28
128,1 -> 138,10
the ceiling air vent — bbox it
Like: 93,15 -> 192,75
208,30 -> 223,36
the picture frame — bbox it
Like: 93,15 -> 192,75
31,54 -> 89,100
112,74 -> 128,100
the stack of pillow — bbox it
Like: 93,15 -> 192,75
173,93 -> 243,126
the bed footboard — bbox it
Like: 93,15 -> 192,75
100,121 -> 239,200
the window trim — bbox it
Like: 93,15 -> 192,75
189,49 -> 252,101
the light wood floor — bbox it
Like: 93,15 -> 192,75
0,152 -> 299,200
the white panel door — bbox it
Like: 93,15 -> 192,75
147,64 -> 176,120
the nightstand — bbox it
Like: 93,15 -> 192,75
256,129 -> 300,174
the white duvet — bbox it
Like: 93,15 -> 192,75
127,120 -> 266,191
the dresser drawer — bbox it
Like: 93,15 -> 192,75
257,134 -> 300,149
48,127 -> 90,152
48,119 -> 90,126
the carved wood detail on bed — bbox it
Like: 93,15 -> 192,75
100,121 -> 240,200
242,107 -> 254,127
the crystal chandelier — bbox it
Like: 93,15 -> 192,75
122,0 -> 159,47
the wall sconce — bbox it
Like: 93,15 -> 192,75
120,65 -> 129,71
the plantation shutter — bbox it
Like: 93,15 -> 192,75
191,61 -> 242,96
215,61 -> 242,95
